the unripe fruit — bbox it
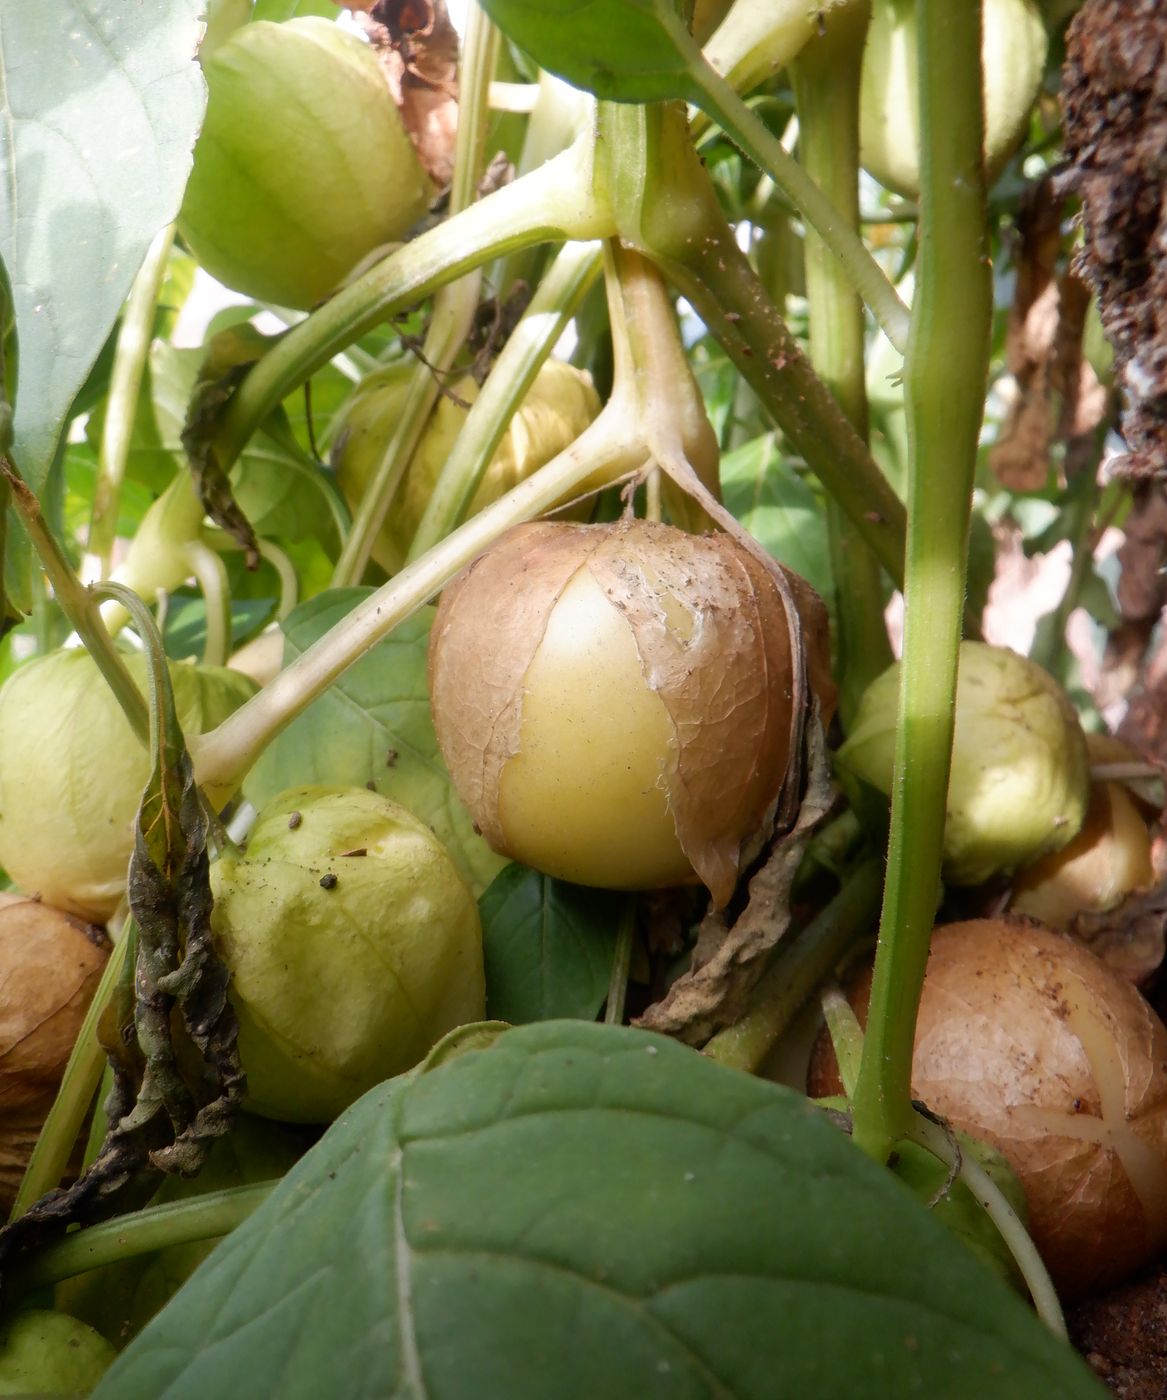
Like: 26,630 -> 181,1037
860,0 -> 1048,197
0,1311 -> 116,1394
179,19 -> 432,309
0,651 -> 257,921
332,359 -> 604,574
428,520 -> 832,906
810,919 -> 1167,1297
836,641 -> 1090,886
211,786 -> 484,1122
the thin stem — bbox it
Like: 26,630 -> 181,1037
819,984 -> 865,1097
406,239 -> 603,563
1,458 -> 148,743
85,223 -> 175,579
905,1111 -> 1067,1338
331,3 -> 498,586
10,930 -> 132,1220
703,858 -> 882,1073
183,538 -> 231,668
193,406 -> 647,794
792,6 -> 893,727
10,1182 -> 275,1292
688,59 -> 911,352
213,141 -> 614,478
604,905 -> 636,1026
851,0 -> 993,1163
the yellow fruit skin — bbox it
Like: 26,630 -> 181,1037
211,786 -> 484,1123
860,0 -> 1048,197
333,360 -> 603,573
498,565 -> 692,889
0,652 -> 257,921
179,19 -> 432,309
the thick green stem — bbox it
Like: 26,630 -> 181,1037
792,6 -> 893,727
85,223 -> 175,579
0,460 -> 148,743
331,5 -> 498,586
702,858 -> 882,1073
407,239 -> 602,562
850,0 -> 993,1163
686,60 -> 910,352
10,1182 -> 274,1291
212,141 -> 614,478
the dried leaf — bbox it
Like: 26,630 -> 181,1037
1071,882 -> 1167,987
635,706 -> 835,1045
358,0 -> 460,189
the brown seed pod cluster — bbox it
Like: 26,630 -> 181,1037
0,895 -> 108,1209
809,918 -> 1167,1298
428,519 -> 832,907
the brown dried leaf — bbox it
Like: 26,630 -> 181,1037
358,0 -> 460,190
635,708 -> 834,1045
1071,882 -> 1167,986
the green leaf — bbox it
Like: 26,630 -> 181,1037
479,864 -> 623,1023
245,589 -> 507,896
721,434 -> 833,603
478,0 -> 701,103
93,1021 -> 1105,1400
0,1 -> 206,496
252,0 -> 338,18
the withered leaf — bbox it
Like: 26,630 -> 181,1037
635,706 -> 836,1046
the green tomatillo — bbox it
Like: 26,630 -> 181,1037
210,785 -> 485,1122
179,18 -> 433,309
0,650 -> 257,921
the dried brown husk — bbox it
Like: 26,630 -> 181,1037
809,918 -> 1167,1298
0,898 -> 108,1209
429,519 -> 829,907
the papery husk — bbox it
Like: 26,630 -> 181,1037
0,898 -> 108,1211
430,519 -> 830,907
809,918 -> 1167,1298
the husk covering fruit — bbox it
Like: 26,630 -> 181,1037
0,651 -> 257,921
836,641 -> 1090,885
860,0 -> 1048,197
809,918 -> 1167,1297
0,1311 -> 116,1394
428,520 -> 833,906
179,18 -> 432,309
332,359 -> 604,573
210,785 -> 484,1122
0,896 -> 107,1211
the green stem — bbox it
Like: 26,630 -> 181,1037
905,1111 -> 1066,1338
0,459 -> 148,743
85,223 -> 175,578
792,6 -> 893,727
850,0 -> 992,1164
213,141 -> 614,478
702,858 -> 882,1073
407,239 -> 602,563
10,929 -> 132,1221
604,904 -> 636,1026
330,4 -> 499,587
10,1182 -> 275,1292
819,985 -> 865,1097
687,59 -> 911,352
183,538 -> 231,667
193,404 -> 647,794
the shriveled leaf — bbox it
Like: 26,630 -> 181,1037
93,1020 -> 1105,1400
245,590 -> 507,895
637,710 -> 835,1043
0,0 -> 205,579
479,864 -> 622,1023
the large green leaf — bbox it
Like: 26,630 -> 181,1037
93,1021 -> 1104,1399
0,1 -> 205,497
479,864 -> 623,1023
245,589 -> 507,895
